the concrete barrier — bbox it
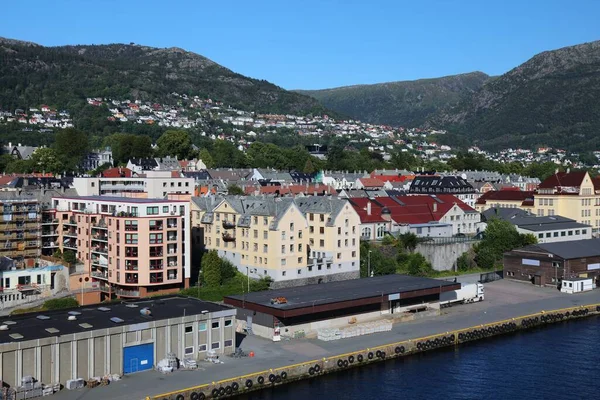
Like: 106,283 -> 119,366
149,303 -> 600,400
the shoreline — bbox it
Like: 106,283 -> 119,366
150,300 -> 600,400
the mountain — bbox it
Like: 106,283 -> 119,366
431,40 -> 600,151
0,37 -> 328,117
295,72 -> 489,126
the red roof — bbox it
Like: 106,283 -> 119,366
350,195 -> 475,225
475,190 -> 535,205
101,167 -> 133,178
358,178 -> 385,188
538,171 -> 587,189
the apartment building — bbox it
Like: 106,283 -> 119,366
48,196 -> 190,300
534,171 -> 599,228
193,196 -> 361,288
474,189 -> 536,213
0,193 -> 41,265
72,171 -> 194,198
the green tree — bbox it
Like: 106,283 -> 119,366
303,158 -> 315,173
0,154 -> 15,172
4,159 -> 32,174
53,128 -> 89,172
62,250 -> 77,265
105,133 -> 154,165
474,218 -> 538,268
405,253 -> 434,277
212,140 -> 248,167
29,147 -> 64,173
227,184 -> 245,195
201,250 -> 222,287
198,148 -> 215,168
156,130 -> 193,159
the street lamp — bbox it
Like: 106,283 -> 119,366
368,250 -> 372,278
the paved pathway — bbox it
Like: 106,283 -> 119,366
53,280 -> 600,400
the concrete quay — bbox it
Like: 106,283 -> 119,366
52,280 -> 600,400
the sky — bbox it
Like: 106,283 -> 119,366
2,0 -> 600,90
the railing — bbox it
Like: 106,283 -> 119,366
91,271 -> 108,280
41,218 -> 58,224
150,277 -> 164,283
222,233 -> 236,242
150,225 -> 164,231
93,220 -> 108,229
149,265 -> 164,270
125,265 -> 139,271
92,235 -> 108,242
115,289 -> 140,297
149,252 -> 164,257
125,278 -> 139,284
125,226 -> 138,231
42,242 -> 58,248
64,218 -> 77,225
41,230 -> 58,236
92,247 -> 108,254
125,252 -> 139,258
222,220 -> 236,229
167,235 -> 177,241
63,230 -> 77,238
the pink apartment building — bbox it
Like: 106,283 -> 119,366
48,196 -> 190,301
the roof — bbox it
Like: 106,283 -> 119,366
349,195 -> 476,225
101,167 -> 134,178
510,238 -> 600,260
224,275 -> 460,318
538,171 -> 587,190
409,175 -> 475,194
58,195 -> 187,204
475,190 -> 535,205
482,207 -> 533,221
357,177 -> 385,188
0,295 -> 233,344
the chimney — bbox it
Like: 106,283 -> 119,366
566,168 -> 570,174
367,202 -> 372,216
432,202 -> 437,213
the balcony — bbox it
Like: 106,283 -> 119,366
41,229 -> 58,237
150,223 -> 164,231
149,264 -> 164,271
222,220 -> 236,229
91,258 -> 108,267
63,217 -> 77,226
41,218 -> 58,225
125,251 -> 139,258
92,234 -> 108,242
149,273 -> 164,283
93,219 -> 108,230
42,242 -> 58,248
63,240 -> 77,251
222,232 -> 236,242
115,288 -> 140,297
98,284 -> 111,293
63,229 -> 77,238
92,247 -> 108,255
125,276 -> 138,284
91,271 -> 108,280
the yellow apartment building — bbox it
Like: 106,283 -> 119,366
534,171 -> 599,227
192,196 -> 361,287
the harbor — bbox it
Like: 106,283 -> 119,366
52,279 -> 600,400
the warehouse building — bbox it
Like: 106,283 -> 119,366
0,295 -> 236,388
224,275 -> 460,340
504,238 -> 600,286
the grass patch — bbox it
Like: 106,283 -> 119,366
11,297 -> 79,315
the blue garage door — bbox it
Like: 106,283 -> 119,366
123,343 -> 154,374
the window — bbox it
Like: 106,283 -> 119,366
163,206 -> 169,213
125,234 -> 138,244
281,245 -> 285,254
281,231 -> 286,240
212,321 -> 220,329
568,230 -> 573,236
185,347 -> 194,355
583,229 -> 588,234
150,233 -> 163,244
337,253 -> 341,259
281,259 -> 286,266
224,320 -> 232,327
282,271 -> 286,276
125,220 -> 138,231
576,230 -> 580,235
199,344 -> 207,352
545,233 -> 551,238
298,230 -> 303,239
290,223 -> 295,231
338,227 -> 341,235
263,231 -> 268,239
352,251 -> 356,257
290,244 -> 294,252
298,243 -> 303,251
538,233 -> 543,239
298,257 -> 303,264
185,326 -> 193,334
263,217 -> 268,226
211,342 -> 220,350
561,231 -> 566,237
337,240 -> 341,247
319,227 -> 325,234
254,230 -> 258,239
553,232 -> 559,237
320,239 -> 324,246
263,244 -> 268,253
224,339 -> 233,347
147,206 -> 159,215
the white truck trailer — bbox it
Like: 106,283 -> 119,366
440,282 -> 484,307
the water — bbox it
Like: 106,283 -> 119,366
237,316 -> 600,400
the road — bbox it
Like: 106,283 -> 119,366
52,280 -> 600,400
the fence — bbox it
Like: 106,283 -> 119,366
418,237 -> 481,246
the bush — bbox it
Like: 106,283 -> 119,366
43,297 -> 79,310
62,250 -> 77,265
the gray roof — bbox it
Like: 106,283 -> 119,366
256,169 -> 293,182
0,295 -> 232,344
0,187 -> 79,209
155,157 -> 180,171
225,274 -> 458,312
295,197 -> 348,226
206,169 -> 253,181
483,208 -> 590,232
515,238 -> 600,259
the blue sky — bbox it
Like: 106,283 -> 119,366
2,0 -> 599,90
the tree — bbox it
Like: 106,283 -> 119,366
397,233 -> 418,252
198,148 -> 215,168
62,250 -> 77,265
405,253 -> 434,277
29,147 -> 64,173
303,158 -> 315,173
53,128 -> 89,172
212,140 -> 248,167
105,133 -> 154,165
201,250 -> 222,287
0,154 -> 14,172
227,184 -> 245,195
474,218 -> 538,269
156,130 -> 193,159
